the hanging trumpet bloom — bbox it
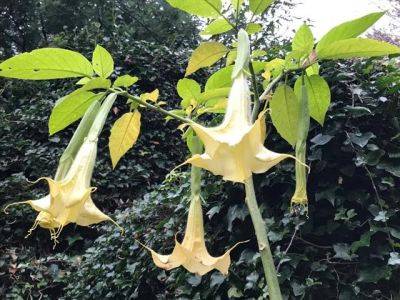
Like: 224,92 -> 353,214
185,72 -> 294,183
142,194 -> 243,275
4,94 -> 122,243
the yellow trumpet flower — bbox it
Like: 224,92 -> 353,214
142,195 -> 244,275
5,138 -> 121,243
186,72 -> 293,183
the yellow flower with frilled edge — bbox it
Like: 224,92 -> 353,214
185,72 -> 295,183
5,138 -> 122,244
4,94 -> 122,244
141,195 -> 245,275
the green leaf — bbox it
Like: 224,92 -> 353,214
270,84 -> 299,146
292,24 -> 314,55
316,12 -> 385,51
232,29 -> 250,78
0,48 -> 93,80
230,0 -> 244,12
109,111 -> 141,168
317,38 -> 400,60
166,0 -> 222,18
294,75 -> 331,125
80,77 -> 111,91
49,91 -> 105,135
205,66 -> 233,91
92,45 -> 114,78
200,19 -> 233,36
306,63 -> 320,76
76,77 -> 91,85
249,0 -> 274,15
177,78 -> 201,103
226,50 -> 237,66
265,58 -> 285,77
245,23 -> 263,35
198,88 -> 230,103
113,75 -> 139,88
185,42 -> 228,76
252,50 -> 267,58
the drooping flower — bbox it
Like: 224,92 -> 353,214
141,195 -> 244,275
5,137 -> 121,243
185,72 -> 294,183
4,94 -> 122,243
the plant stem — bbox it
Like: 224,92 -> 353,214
249,60 -> 261,121
110,89 -> 192,124
244,176 -> 283,300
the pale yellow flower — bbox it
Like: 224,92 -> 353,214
5,138 -> 121,243
186,72 -> 294,183
141,195 -> 244,275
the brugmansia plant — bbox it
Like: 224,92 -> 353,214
1,1 -> 399,298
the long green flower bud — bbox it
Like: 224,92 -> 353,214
291,76 -> 310,207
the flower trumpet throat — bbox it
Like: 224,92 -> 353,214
185,72 -> 294,183
141,195 -> 245,275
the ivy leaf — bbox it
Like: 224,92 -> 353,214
292,24 -> 314,55
358,266 -> 392,283
333,243 -> 355,261
316,12 -> 385,51
49,91 -> 105,135
0,48 -> 93,79
294,75 -> 331,125
270,84 -> 299,147
205,66 -> 233,91
166,0 -> 221,18
317,38 -> 400,60
249,0 -> 274,15
185,42 -> 228,76
113,75 -> 138,88
92,45 -> 114,78
388,252 -> 400,265
200,19 -> 233,36
109,111 -> 141,168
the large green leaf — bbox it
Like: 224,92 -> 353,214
295,75 -> 331,125
205,65 -> 233,91
92,45 -> 114,78
292,24 -> 314,55
200,19 -> 233,36
316,12 -> 385,51
270,84 -> 299,146
185,42 -> 228,76
166,0 -> 221,18
317,38 -> 400,60
249,0 -> 274,15
0,48 -> 93,80
49,91 -> 105,135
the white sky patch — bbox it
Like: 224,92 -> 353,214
281,0 -> 393,40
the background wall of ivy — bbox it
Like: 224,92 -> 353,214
1,0 -> 400,299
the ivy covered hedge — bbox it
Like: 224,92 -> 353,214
2,57 -> 399,298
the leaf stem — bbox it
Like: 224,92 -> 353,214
204,0 -> 237,32
109,89 -> 192,124
244,176 -> 283,300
